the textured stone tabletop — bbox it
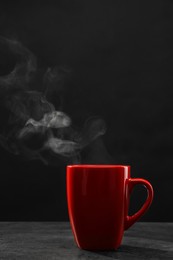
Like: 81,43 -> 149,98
0,222 -> 172,259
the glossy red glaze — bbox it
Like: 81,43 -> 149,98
66,165 -> 153,250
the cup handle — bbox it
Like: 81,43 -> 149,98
124,178 -> 154,230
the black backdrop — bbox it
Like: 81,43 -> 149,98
0,0 -> 173,221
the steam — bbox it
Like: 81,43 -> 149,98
0,36 -> 36,88
19,111 -> 71,138
45,138 -> 78,157
0,36 -> 106,164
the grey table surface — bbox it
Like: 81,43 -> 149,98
0,222 -> 172,260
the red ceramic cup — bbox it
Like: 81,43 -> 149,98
66,165 -> 153,250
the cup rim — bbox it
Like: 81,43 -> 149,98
67,165 -> 130,169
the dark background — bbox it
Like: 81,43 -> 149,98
0,0 -> 173,221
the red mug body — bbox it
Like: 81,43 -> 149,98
66,165 -> 153,250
